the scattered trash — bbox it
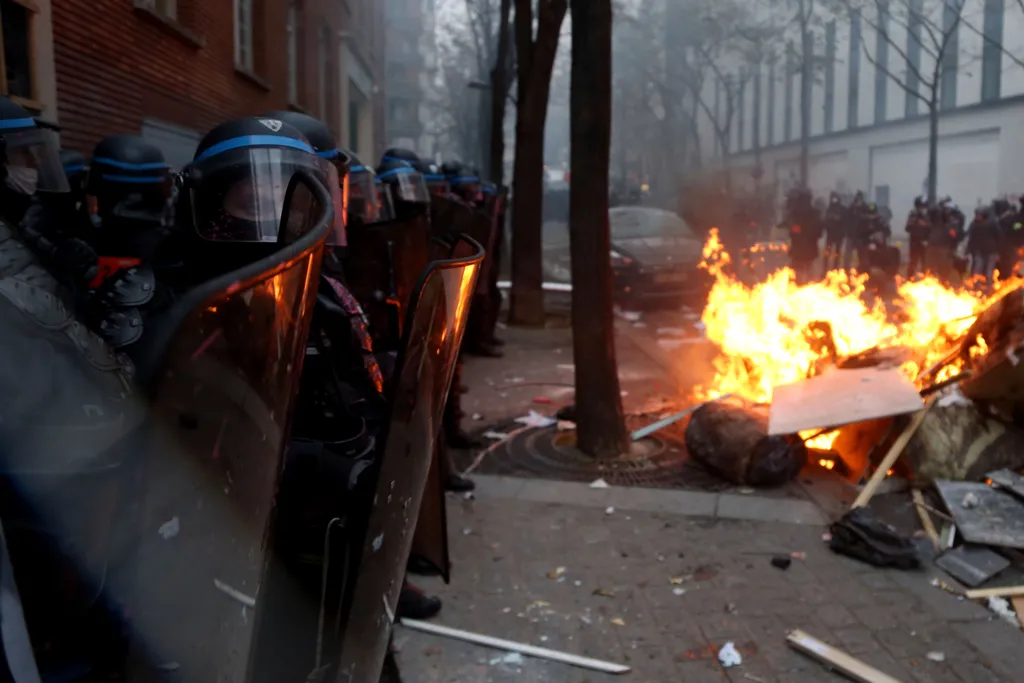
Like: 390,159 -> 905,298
930,577 -> 961,595
987,596 -> 1021,627
672,587 -> 686,596
610,618 -> 626,627
669,577 -> 686,585
790,551 -> 807,560
725,602 -> 737,613
213,578 -> 256,608
926,651 -> 946,663
605,506 -> 615,515
489,651 -> 525,667
770,557 -> 792,570
483,430 -> 509,440
515,411 -> 557,428
788,629 -> 900,682
463,491 -> 475,501
961,492 -> 980,509
589,478 -> 610,489
617,310 -> 642,322
546,567 -> 566,579
592,588 -> 616,598
717,641 -> 742,668
157,516 -> 180,540
557,420 -> 575,431
471,413 -> 483,421
573,580 -> 582,587
828,508 -> 920,569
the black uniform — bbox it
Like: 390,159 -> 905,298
905,197 -> 930,278
966,206 -> 999,281
784,188 -> 822,282
822,192 -> 847,272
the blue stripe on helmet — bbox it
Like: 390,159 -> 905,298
382,155 -> 414,165
451,176 -> 479,183
92,156 -> 168,171
63,164 -> 87,173
101,174 -> 168,184
377,167 -> 417,180
424,174 -> 446,181
0,118 -> 36,130
193,135 -> 315,163
350,164 -> 368,173
315,148 -> 339,158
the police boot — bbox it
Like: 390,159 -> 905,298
397,581 -> 442,620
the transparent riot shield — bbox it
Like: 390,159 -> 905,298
344,216 -> 431,350
335,235 -> 484,683
123,173 -> 331,682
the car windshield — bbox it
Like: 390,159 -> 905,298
609,208 -> 694,240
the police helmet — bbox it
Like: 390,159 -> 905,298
443,161 -> 480,201
89,135 -> 171,222
260,110 -> 350,245
342,151 -> 386,225
0,96 -> 69,196
382,147 -> 420,165
914,196 -> 927,209
181,116 -> 330,243
376,157 -> 430,205
60,148 -> 89,196
412,159 -> 449,196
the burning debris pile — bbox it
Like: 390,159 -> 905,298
683,228 -> 1024,488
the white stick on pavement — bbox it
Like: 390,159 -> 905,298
399,618 -> 631,674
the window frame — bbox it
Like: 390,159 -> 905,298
234,0 -> 254,72
0,0 -> 41,109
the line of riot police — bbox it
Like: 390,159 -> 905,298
0,94 -> 505,683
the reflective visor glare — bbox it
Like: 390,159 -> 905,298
5,128 -> 70,193
348,171 -> 380,223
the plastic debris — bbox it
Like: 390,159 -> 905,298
592,587 -> 616,598
672,587 -> 686,596
605,506 -> 615,515
791,551 -> 807,560
483,430 -> 509,440
589,478 -> 610,489
961,492 -> 979,509
158,516 -> 180,540
987,596 -> 1020,627
926,651 -> 946,663
514,411 -> 557,428
669,577 -> 686,585
557,420 -> 575,431
546,567 -> 566,579
489,652 -> 525,666
718,641 -> 742,668
610,618 -> 626,626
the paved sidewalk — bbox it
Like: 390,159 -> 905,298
395,476 -> 1024,683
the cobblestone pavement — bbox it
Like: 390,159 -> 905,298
395,477 -> 1024,683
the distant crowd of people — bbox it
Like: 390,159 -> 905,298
764,188 -> 1024,285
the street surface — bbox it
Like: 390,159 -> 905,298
396,318 -> 1024,682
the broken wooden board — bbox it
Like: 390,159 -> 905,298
786,629 -> 902,683
935,481 -> 1024,550
988,469 -> 1024,503
935,545 -> 1011,587
768,367 -> 922,436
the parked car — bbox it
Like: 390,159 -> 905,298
542,207 -> 711,308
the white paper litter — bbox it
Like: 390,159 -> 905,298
589,478 -> 610,489
483,430 -> 510,440
158,516 -> 180,540
557,420 -> 576,431
718,641 -> 742,667
489,652 -> 525,666
926,651 -> 946,662
988,596 -> 1020,627
515,411 -> 557,428
605,506 -> 615,515
938,386 -> 973,407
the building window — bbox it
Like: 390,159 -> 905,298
848,8 -> 861,128
752,63 -> 761,151
235,0 -> 254,71
287,2 -> 298,103
0,0 -> 38,104
981,0 -> 1004,102
784,42 -> 794,142
767,56 -> 776,145
874,1 -> 889,123
823,20 -> 835,133
136,0 -> 177,18
906,0 -> 922,116
738,71 -> 746,150
940,0 -> 960,110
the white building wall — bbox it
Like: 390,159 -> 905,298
857,13 -> 875,128
884,5 -> 909,122
1003,1 -> 1024,96
833,16 -> 851,133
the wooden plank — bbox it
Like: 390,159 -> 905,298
912,489 -> 940,550
786,629 -> 903,683
851,395 -> 939,510
768,367 -> 922,436
1011,597 -> 1024,631
964,585 -> 1024,600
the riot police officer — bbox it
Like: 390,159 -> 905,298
822,191 -> 847,273
967,204 -> 999,281
905,196 -> 930,278
845,191 -> 867,269
784,187 -> 822,282
60,148 -> 90,218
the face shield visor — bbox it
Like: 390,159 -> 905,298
424,173 -> 450,197
189,144 -> 331,243
452,176 -> 481,201
379,166 -> 430,204
347,165 -> 382,225
3,127 -> 70,195
377,179 -> 396,222
315,154 -> 348,246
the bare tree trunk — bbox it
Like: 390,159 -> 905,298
927,96 -> 939,205
489,0 -> 513,185
509,0 -> 567,326
569,0 -> 629,459
799,18 -> 812,188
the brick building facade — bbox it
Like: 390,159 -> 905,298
13,0 -> 387,169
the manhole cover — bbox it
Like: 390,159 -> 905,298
456,415 -> 736,490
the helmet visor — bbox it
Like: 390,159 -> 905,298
190,146 -> 332,243
377,181 -> 396,222
348,165 -> 381,224
4,127 -> 70,193
380,167 -> 430,204
318,156 -> 347,246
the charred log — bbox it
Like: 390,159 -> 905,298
685,401 -> 807,487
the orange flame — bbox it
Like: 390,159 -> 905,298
694,229 -> 1020,410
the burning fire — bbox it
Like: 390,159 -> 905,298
694,228 -> 1020,449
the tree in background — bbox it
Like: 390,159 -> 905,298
508,0 -> 568,326
568,0 -> 629,459
487,0 -> 514,184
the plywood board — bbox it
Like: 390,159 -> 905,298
935,481 -> 1024,550
768,367 -> 922,436
786,630 -> 902,683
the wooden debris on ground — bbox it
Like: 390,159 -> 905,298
786,630 -> 902,683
